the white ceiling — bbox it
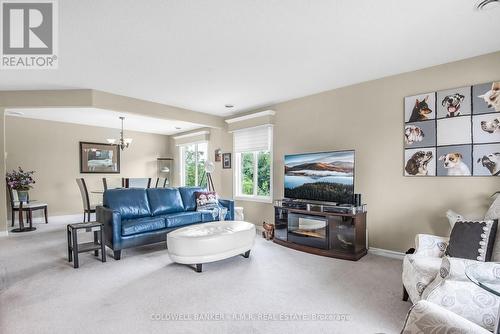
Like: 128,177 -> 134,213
4,108 -> 204,135
0,0 -> 499,116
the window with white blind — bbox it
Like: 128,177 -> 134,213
233,125 -> 273,202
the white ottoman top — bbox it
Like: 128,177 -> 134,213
167,221 -> 255,264
168,220 -> 253,239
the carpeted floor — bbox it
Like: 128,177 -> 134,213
0,221 -> 410,334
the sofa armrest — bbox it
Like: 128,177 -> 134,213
218,199 -> 234,220
414,234 -> 449,258
439,256 -> 500,282
96,205 -> 122,250
401,300 -> 491,334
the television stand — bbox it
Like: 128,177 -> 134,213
273,200 -> 367,261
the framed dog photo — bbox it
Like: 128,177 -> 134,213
222,153 -> 232,169
473,143 -> 500,176
404,93 -> 436,123
405,81 -> 500,177
404,147 -> 436,176
472,81 -> 500,114
404,122 -> 436,149
472,113 -> 500,144
436,145 -> 472,176
436,86 -> 471,119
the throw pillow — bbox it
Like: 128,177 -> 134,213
195,191 -> 220,211
445,220 -> 498,262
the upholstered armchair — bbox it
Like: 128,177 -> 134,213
402,233 -> 500,332
401,300 -> 490,334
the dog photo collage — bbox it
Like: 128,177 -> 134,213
404,81 -> 500,176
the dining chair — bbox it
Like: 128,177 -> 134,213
6,180 -> 48,227
155,177 -> 168,188
76,178 -> 101,222
124,178 -> 152,188
102,177 -> 124,190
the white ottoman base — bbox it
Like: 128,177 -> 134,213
167,221 -> 255,272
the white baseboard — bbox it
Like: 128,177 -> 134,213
368,247 -> 405,260
0,231 -> 8,237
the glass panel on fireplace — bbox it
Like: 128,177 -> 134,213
331,216 -> 355,252
288,213 -> 328,249
274,207 -> 288,241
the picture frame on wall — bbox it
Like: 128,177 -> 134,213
222,153 -> 232,169
80,142 -> 120,174
403,80 -> 500,177
215,148 -> 222,162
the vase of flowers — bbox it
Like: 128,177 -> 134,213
6,167 -> 36,202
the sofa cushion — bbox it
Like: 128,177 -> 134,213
422,259 -> 500,333
104,188 -> 151,219
146,188 -> 185,216
121,217 -> 166,236
178,187 -> 206,211
200,210 -> 217,223
402,300 -> 491,334
161,211 -> 202,228
199,208 -> 231,222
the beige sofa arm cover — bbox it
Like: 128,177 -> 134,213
414,234 -> 449,258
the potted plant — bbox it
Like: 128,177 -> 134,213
6,167 -> 36,202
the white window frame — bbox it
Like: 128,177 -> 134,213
179,141 -> 208,187
233,126 -> 273,203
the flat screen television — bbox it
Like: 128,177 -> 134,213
284,150 -> 355,204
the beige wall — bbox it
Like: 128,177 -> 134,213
221,51 -> 500,252
5,117 -> 170,218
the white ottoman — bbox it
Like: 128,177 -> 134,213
167,221 -> 255,272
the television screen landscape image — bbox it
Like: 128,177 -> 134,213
284,150 -> 355,204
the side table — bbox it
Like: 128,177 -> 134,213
67,222 -> 106,268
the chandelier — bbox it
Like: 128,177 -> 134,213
476,0 -> 499,9
107,116 -> 132,150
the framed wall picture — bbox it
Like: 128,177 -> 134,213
222,153 -> 231,169
404,80 -> 500,176
80,142 -> 120,174
215,148 -> 222,162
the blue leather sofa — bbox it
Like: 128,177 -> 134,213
96,186 -> 234,260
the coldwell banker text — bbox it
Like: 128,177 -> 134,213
1,0 -> 58,69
